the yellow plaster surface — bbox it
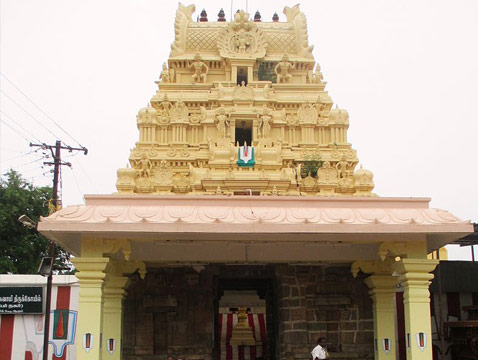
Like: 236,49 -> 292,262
116,4 -> 375,197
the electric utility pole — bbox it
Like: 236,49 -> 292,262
30,140 -> 87,360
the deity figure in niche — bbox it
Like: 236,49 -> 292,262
259,106 -> 273,138
137,154 -> 152,178
336,155 -> 353,180
190,53 -> 209,83
234,28 -> 251,53
308,63 -> 323,84
160,62 -> 170,83
215,107 -> 230,138
275,54 -> 295,83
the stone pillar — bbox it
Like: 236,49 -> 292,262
364,275 -> 398,360
102,275 -> 131,360
72,257 -> 110,360
394,259 -> 438,360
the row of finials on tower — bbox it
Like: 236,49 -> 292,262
196,8 -> 281,23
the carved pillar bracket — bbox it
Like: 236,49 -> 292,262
71,257 -> 110,360
393,259 -> 439,360
117,260 -> 147,280
351,258 -> 395,278
103,239 -> 132,261
378,242 -> 407,261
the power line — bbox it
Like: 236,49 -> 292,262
1,158 -> 46,174
0,73 -> 84,148
72,155 -> 98,193
69,166 -> 85,203
4,150 -> 33,162
0,110 -> 43,143
1,89 -> 62,140
0,114 -> 34,143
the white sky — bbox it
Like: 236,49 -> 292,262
0,0 -> 477,260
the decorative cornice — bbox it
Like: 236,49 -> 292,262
39,195 -> 468,228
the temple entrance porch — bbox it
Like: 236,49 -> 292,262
37,194 -> 472,360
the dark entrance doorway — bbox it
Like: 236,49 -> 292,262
214,277 -> 276,360
235,120 -> 252,146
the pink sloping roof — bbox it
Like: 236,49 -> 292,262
39,195 -> 470,234
38,195 -> 472,259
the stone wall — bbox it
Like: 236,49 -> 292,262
123,267 -> 215,360
122,265 -> 373,360
275,265 -> 373,360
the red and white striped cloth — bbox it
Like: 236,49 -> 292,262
218,313 -> 267,360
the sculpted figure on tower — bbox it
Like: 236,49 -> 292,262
190,53 -> 209,83
275,54 -> 295,83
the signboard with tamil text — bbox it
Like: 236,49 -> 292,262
0,287 -> 43,314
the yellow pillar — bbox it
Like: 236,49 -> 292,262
394,259 -> 438,360
101,275 -> 130,359
364,275 -> 398,360
72,257 -> 110,360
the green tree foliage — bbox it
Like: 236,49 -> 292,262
0,170 -> 59,273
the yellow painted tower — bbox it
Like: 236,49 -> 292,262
116,4 -> 375,197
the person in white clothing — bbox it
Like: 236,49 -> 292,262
311,337 -> 329,360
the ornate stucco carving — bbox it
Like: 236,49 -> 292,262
116,3 -> 376,196
216,10 -> 267,59
298,103 -> 318,125
170,3 -> 195,57
283,5 -> 314,59
378,242 -> 408,261
103,239 -> 132,261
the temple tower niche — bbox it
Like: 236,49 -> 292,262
116,4 -> 375,197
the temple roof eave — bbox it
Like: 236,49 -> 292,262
37,195 -> 472,258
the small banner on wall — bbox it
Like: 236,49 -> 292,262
237,146 -> 255,167
83,333 -> 94,353
382,338 -> 391,354
0,287 -> 43,314
107,338 -> 116,355
416,332 -> 427,352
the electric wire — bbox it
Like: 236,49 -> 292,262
0,89 -> 62,140
4,151 -> 33,162
69,167 -> 86,204
0,109 -> 42,143
73,156 -> 98,193
0,73 -> 84,148
12,157 -> 44,168
1,163 -> 46,176
0,114 -> 33,143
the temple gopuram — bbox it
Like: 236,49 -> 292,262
38,4 -> 472,360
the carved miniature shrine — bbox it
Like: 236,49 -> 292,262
116,4 -> 374,197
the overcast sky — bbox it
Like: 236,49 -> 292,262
1,0 -> 477,260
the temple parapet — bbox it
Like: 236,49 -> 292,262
116,4 -> 375,196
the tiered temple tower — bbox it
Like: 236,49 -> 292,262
116,4 -> 375,196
